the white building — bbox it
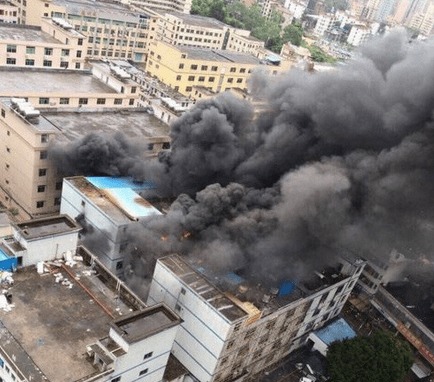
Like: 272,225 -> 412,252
61,176 -> 163,276
0,0 -> 18,24
313,14 -> 336,36
347,24 -> 371,45
147,254 -> 365,382
284,0 -> 308,19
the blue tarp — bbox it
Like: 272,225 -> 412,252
0,248 -> 17,271
223,272 -> 244,285
314,318 -> 356,345
278,281 -> 296,296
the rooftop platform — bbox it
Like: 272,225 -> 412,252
44,109 -> 170,143
0,68 -> 116,96
15,214 -> 81,240
313,318 -> 356,346
176,45 -> 261,65
0,261 -> 136,381
65,177 -> 162,224
0,24 -> 60,43
163,11 -> 227,29
111,304 -> 181,344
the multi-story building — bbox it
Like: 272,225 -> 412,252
0,21 -> 87,70
130,0 -> 193,14
0,233 -> 182,382
9,0 -> 157,63
0,93 -> 169,219
154,11 -> 265,56
284,0 -> 308,19
146,40 -> 289,99
147,254 -> 365,382
60,176 -> 164,276
406,4 -> 434,36
0,0 -> 18,24
347,24 -> 371,45
313,14 -> 336,36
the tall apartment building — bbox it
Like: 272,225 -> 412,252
347,24 -> 371,45
0,0 -> 18,23
0,20 -> 87,69
147,254 -> 365,382
146,40 -> 287,99
313,14 -> 336,36
406,3 -> 434,35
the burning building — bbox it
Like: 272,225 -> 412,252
147,254 -> 365,382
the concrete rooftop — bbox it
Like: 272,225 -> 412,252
0,69 -> 116,95
0,25 -> 60,43
163,11 -> 227,29
176,45 -> 261,65
16,215 -> 81,240
0,263 -> 134,381
45,109 -> 170,142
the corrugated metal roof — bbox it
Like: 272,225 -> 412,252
314,318 -> 356,345
86,176 -> 154,191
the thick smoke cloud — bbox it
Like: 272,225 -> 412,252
52,30 -> 434,286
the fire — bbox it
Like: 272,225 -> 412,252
160,235 -> 168,241
181,231 -> 191,239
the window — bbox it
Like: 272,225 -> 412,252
26,46 -> 35,54
6,147 -> 10,153
190,64 -> 198,70
116,261 -> 123,270
6,44 -> 16,53
41,134 -> 49,143
1,109 -> 5,117
59,98 -> 70,105
40,151 -> 48,160
44,48 -> 53,56
175,303 -> 181,312
176,75 -> 182,81
39,98 -> 49,105
188,76 -> 195,81
198,76 -> 205,82
131,86 -> 137,94
201,65 -> 208,70
143,352 -> 153,360
43,60 -> 52,67
129,99 -> 134,106
75,63 -> 80,69
54,197 -> 61,206
25,59 -> 35,66
97,98 -> 106,105
236,78 -> 243,83
55,182 -> 62,190
37,185 -> 46,193
111,378 -> 121,382
114,99 -> 122,105
178,63 -> 184,69
6,58 -> 16,65
36,201 -> 45,208
39,168 -> 47,176
139,369 -> 148,376
227,78 -> 233,83
61,49 -> 70,56
78,98 -> 88,105
211,66 -> 218,71
230,67 -> 236,72
208,77 -> 215,82
240,68 -> 246,73
76,50 -> 82,58
78,38 -> 83,46
181,287 -> 186,295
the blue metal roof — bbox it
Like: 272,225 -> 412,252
86,176 -> 154,191
0,248 -> 9,261
104,188 -> 162,219
314,318 -> 356,346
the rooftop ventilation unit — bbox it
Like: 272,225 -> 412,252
110,65 -> 131,80
52,17 -> 73,30
11,98 -> 40,119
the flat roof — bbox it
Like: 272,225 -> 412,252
159,256 -> 249,323
176,45 -> 261,65
54,0 -> 150,22
0,24 -> 60,43
0,68 -> 117,95
111,304 -> 181,343
45,109 -> 170,143
164,11 -> 227,29
314,318 -> 356,345
65,177 -> 162,223
16,215 -> 81,240
0,263 -> 134,381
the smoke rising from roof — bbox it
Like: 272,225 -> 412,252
52,31 -> 434,284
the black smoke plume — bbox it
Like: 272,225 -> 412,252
51,30 -> 434,286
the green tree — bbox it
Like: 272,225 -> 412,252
327,331 -> 414,382
308,45 -> 336,63
282,22 -> 304,46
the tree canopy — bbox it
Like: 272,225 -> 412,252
326,331 -> 414,382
